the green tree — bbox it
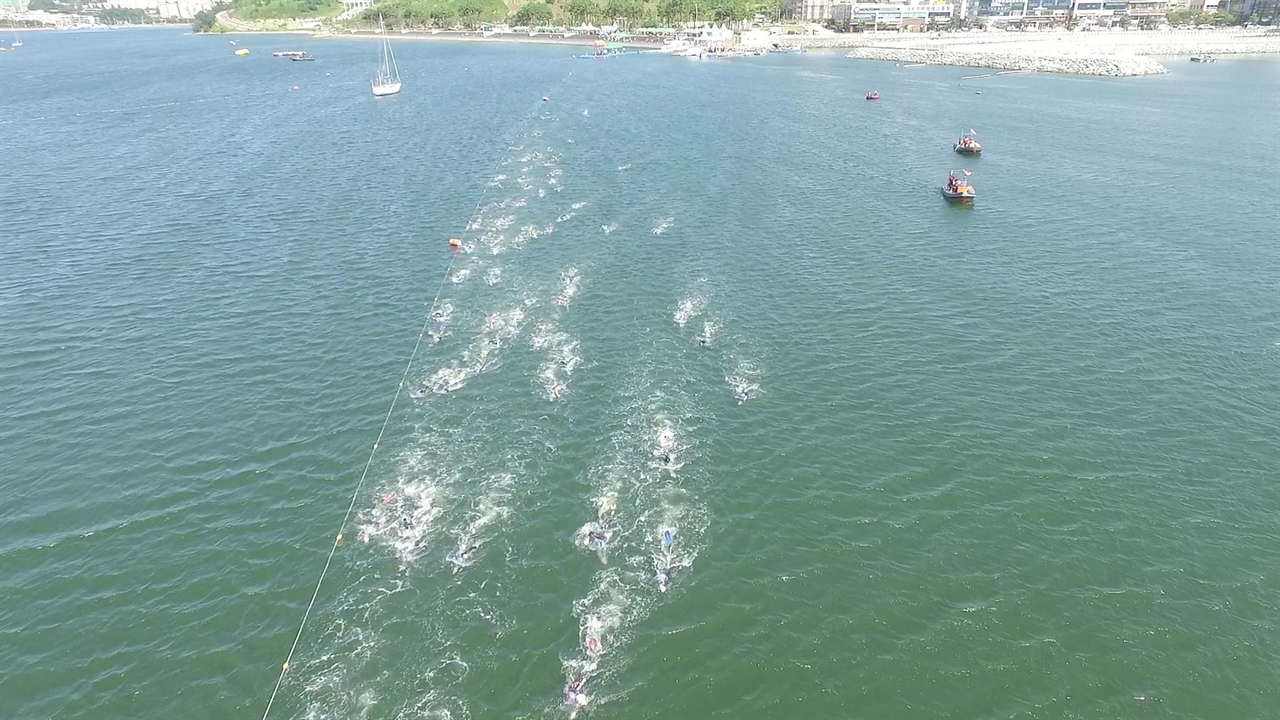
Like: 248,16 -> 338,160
658,0 -> 689,22
429,6 -> 456,26
758,0 -> 784,21
192,8 -> 218,31
565,0 -> 599,23
512,0 -> 553,25
1166,7 -> 1192,24
603,0 -> 644,24
456,0 -> 483,27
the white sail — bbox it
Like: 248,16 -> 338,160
371,15 -> 401,97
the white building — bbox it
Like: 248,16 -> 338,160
4,9 -> 98,25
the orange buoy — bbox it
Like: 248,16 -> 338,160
448,238 -> 462,248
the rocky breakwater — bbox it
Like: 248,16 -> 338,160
845,45 -> 1168,77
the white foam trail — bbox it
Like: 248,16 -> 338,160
617,163 -> 631,171
696,320 -> 717,347
554,267 -> 581,307
485,268 -> 502,286
531,321 -> 580,401
356,479 -> 445,567
651,217 -> 674,235
726,358 -> 762,404
673,296 -> 703,326
601,222 -> 618,235
447,473 -> 514,573
450,268 -> 470,285
571,201 -> 587,210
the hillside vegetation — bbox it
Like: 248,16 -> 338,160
232,0 -> 343,20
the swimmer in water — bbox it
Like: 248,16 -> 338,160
588,528 -> 610,564
655,529 -> 675,592
564,677 -> 589,711
586,635 -> 601,656
654,567 -> 671,593
449,544 -> 479,572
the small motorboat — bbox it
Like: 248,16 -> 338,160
865,91 -> 880,100
273,50 -> 307,58
954,129 -> 982,155
291,54 -> 315,61
941,170 -> 975,202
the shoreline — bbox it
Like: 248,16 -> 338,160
833,28 -> 1280,76
215,27 -> 664,49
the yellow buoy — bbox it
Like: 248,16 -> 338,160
234,48 -> 249,56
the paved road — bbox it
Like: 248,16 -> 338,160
215,10 -> 257,31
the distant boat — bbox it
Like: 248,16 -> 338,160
371,14 -> 401,97
954,129 -> 982,155
942,170 -> 975,202
273,50 -> 307,57
11,33 -> 23,48
1190,55 -> 1216,63
291,54 -> 315,61
865,90 -> 879,100
234,48 -> 250,56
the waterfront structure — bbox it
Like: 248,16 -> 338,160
0,8 -> 98,25
97,0 -> 215,19
830,1 -> 958,29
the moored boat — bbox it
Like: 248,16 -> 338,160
941,170 -> 975,201
273,50 -> 307,58
866,91 -> 879,100
954,129 -> 982,155
291,54 -> 316,61
371,14 -> 401,97
1190,55 -> 1216,63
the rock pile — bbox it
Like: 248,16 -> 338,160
844,46 -> 1169,76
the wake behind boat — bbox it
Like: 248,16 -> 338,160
372,14 -> 401,97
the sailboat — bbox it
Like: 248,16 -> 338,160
371,15 -> 401,97
11,32 -> 23,48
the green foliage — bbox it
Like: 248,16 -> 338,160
564,0 -> 599,23
232,0 -> 342,20
655,0 -> 754,22
603,0 -> 646,23
512,0 -> 553,24
358,0 -> 506,27
192,8 -> 219,30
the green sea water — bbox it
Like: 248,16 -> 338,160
1,28 -> 1277,720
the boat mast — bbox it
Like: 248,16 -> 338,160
387,24 -> 399,81
378,14 -> 390,80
